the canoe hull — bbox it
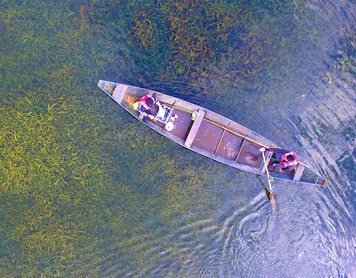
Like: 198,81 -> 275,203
97,80 -> 327,186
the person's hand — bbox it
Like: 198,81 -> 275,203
259,147 -> 265,152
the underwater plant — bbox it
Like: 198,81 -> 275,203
131,9 -> 157,49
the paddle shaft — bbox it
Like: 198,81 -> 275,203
261,151 -> 273,192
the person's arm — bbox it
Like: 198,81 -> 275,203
151,95 -> 162,109
137,104 -> 150,119
142,107 -> 155,119
139,111 -> 154,120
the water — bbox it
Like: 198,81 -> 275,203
0,0 -> 355,277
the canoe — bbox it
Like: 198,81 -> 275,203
97,80 -> 327,186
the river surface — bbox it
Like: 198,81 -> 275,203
0,0 -> 355,277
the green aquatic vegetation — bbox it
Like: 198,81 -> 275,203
0,91 -> 152,275
160,0 -> 267,91
131,9 -> 157,49
222,26 -> 276,82
206,1 -> 245,41
160,1 -> 210,75
1,100 -> 83,268
107,0 -> 254,80
0,1 -> 223,275
3,101 -> 214,273
74,5 -> 102,37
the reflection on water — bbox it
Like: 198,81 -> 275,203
0,0 -> 355,277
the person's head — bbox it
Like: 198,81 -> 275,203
146,97 -> 154,107
146,98 -> 159,116
286,155 -> 295,162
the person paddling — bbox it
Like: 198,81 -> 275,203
259,147 -> 298,172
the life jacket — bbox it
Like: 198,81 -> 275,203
279,152 -> 298,167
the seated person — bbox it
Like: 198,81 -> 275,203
133,94 -> 162,120
260,147 -> 298,172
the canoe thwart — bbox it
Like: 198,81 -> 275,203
184,109 -> 205,148
214,126 -> 228,155
235,135 -> 249,162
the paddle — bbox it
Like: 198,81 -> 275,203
260,148 -> 277,215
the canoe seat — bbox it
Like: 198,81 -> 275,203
184,109 -> 205,148
112,84 -> 128,104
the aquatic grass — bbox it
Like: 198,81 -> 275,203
131,9 -> 157,49
0,0 -> 219,275
95,0 -> 256,82
0,89 -> 218,275
102,0 -> 336,102
0,3 -> 127,270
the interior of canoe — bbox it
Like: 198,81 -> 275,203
119,88 -> 271,172
98,81 -> 327,184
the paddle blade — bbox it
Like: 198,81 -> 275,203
267,191 -> 277,215
257,175 -> 278,215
